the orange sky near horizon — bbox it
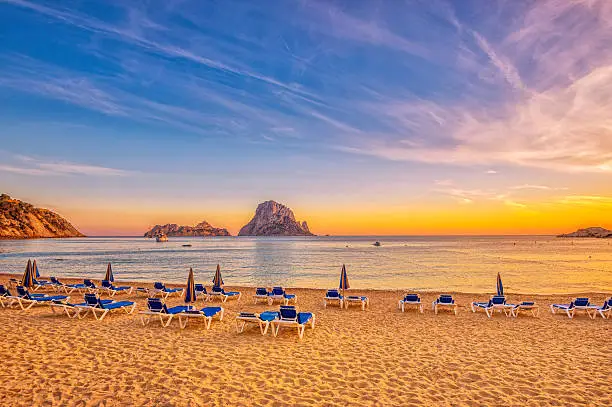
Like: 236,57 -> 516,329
59,197 -> 611,236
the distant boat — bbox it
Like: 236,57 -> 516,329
182,244 -> 192,247
373,241 -> 381,247
156,234 -> 168,242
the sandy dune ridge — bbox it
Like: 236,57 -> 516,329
1,275 -> 610,406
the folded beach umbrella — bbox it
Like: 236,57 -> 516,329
33,259 -> 40,278
339,264 -> 350,297
184,267 -> 197,305
105,262 -> 114,282
496,272 -> 504,296
21,259 -> 34,288
212,264 -> 224,288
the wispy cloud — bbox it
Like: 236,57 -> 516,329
1,0 -> 611,174
332,1 -> 612,173
0,155 -> 130,177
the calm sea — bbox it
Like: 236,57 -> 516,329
1,236 -> 610,294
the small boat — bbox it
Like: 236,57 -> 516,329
373,241 -> 381,247
182,244 -> 192,247
155,234 -> 168,242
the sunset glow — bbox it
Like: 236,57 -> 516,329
1,0 -> 610,236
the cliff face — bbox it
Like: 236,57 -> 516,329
238,200 -> 315,236
144,220 -> 230,237
558,227 -> 612,238
0,194 -> 85,239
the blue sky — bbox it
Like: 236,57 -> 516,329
0,0 -> 611,235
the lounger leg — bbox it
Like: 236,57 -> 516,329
323,300 -> 327,308
162,315 -> 172,328
128,303 -> 137,315
179,316 -> 188,329
205,317 -> 212,330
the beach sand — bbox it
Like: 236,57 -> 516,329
1,275 -> 609,406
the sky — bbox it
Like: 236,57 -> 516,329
0,0 -> 611,236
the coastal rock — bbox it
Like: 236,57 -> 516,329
144,220 -> 231,238
238,200 -> 315,236
0,194 -> 85,239
558,227 -> 612,238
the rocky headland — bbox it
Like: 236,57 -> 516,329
144,220 -> 231,238
558,227 -> 612,238
0,194 -> 84,239
238,200 -> 314,236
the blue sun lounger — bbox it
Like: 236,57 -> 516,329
48,277 -> 67,291
253,287 -> 270,304
75,293 -> 136,320
195,284 -> 209,301
398,294 -> 423,313
151,282 -> 184,299
32,278 -> 54,291
592,298 -> 612,319
344,295 -> 369,310
53,278 -> 89,294
268,286 -> 297,305
235,311 -> 279,335
550,297 -> 593,319
83,279 -> 100,293
0,285 -> 17,308
209,286 -> 241,302
506,301 -> 539,317
271,305 -> 315,340
471,295 -> 509,318
101,280 -> 133,296
323,289 -> 343,308
139,298 -> 190,327
177,306 -> 224,329
14,286 -> 70,310
433,294 -> 458,315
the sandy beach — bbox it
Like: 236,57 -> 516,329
1,275 -> 609,407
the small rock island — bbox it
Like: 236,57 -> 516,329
144,221 -> 231,238
0,193 -> 84,239
558,227 -> 612,238
238,200 -> 314,236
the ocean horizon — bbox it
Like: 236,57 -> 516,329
2,235 -> 610,294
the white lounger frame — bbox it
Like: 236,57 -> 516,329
13,295 -> 71,311
75,302 -> 136,321
550,303 -> 594,319
140,310 -> 178,327
433,301 -> 458,315
48,302 -> 80,318
235,314 -> 276,335
323,296 -> 343,308
271,314 -> 315,340
104,286 -> 134,297
177,308 -> 224,329
209,291 -> 241,303
253,294 -> 270,304
510,304 -> 539,317
344,296 -> 369,310
398,299 -> 423,313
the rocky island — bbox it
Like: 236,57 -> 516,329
144,220 -> 231,238
558,227 -> 612,238
238,200 -> 314,236
0,194 -> 84,239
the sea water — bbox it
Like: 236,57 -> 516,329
1,236 -> 610,294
